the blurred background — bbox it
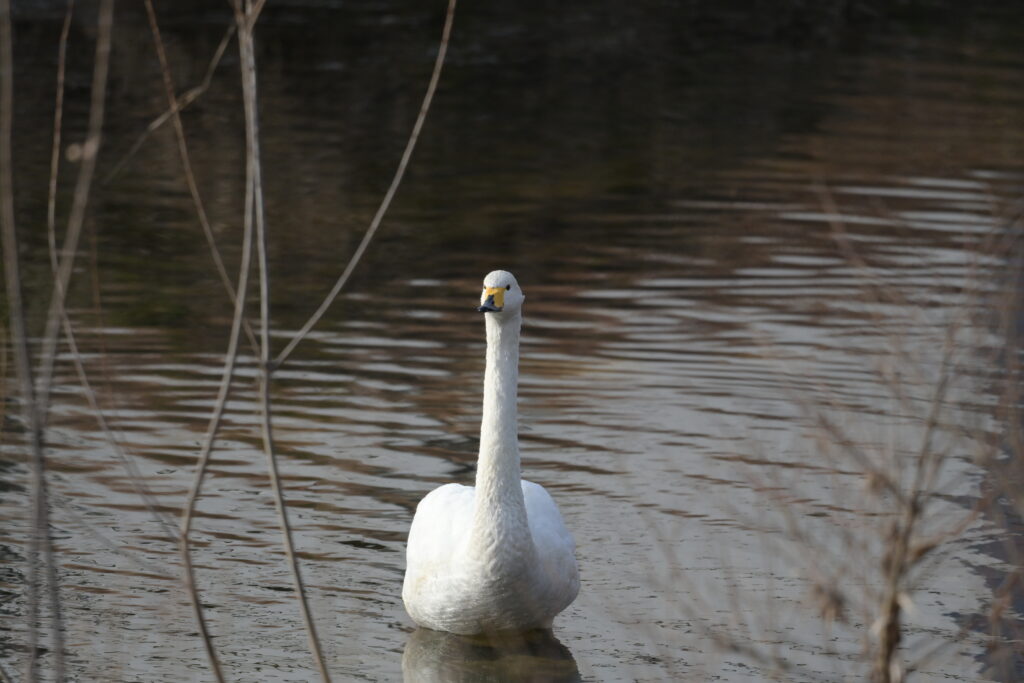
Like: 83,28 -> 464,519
2,0 -> 1023,680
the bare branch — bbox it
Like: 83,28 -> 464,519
40,0 -> 179,546
274,0 -> 458,368
169,16 -> 259,682
50,505 -> 176,581
2,0 -> 114,677
230,0 -> 331,677
103,23 -> 236,185
176,228 -> 252,683
42,3 -> 114,678
35,0 -> 114,425
139,8 -> 259,354
46,0 -> 74,259
1,0 -> 48,677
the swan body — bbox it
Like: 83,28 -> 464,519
402,270 -> 579,634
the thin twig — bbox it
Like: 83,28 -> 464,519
175,179 -> 253,683
1,0 -> 66,677
232,1 -> 331,678
171,15 -> 259,679
3,0 -> 107,677
0,3 -> 44,675
0,4 -> 44,677
49,490 -> 176,579
41,0 -> 177,544
46,0 -> 74,258
65,324 -> 179,538
0,322 -> 7,444
103,22 -> 235,185
41,3 -> 113,679
177,217 -> 252,682
723,185 -> 1001,681
274,0 -> 458,368
35,0 -> 114,427
249,0 -> 268,25
52,5 -> 112,670
138,6 -> 259,354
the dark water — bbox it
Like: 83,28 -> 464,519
2,1 -> 1023,680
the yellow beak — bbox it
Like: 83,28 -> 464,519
478,287 -> 505,312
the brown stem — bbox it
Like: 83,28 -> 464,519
232,1 -> 331,678
274,0 -> 458,368
0,0 -> 47,660
103,22 -> 235,185
141,5 -> 258,355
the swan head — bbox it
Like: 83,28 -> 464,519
478,270 -> 524,316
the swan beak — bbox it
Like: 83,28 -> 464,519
478,287 -> 505,313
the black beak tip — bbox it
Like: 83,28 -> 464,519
478,293 -> 501,313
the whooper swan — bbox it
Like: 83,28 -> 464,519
402,270 -> 579,634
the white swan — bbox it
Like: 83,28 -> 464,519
402,270 -> 579,635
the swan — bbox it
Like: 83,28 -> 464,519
402,270 -> 579,635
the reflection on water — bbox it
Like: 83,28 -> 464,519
403,628 -> 580,683
1,1 -> 1023,680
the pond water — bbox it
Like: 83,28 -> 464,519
2,2 -> 1023,681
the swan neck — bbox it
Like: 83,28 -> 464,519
480,312 -> 520,459
471,312 -> 530,550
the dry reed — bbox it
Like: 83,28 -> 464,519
274,0 -> 459,368
0,0 -> 459,677
229,1 -> 331,679
685,190 -> 1024,682
2,0 -> 115,678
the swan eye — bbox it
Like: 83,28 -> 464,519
505,285 -> 511,291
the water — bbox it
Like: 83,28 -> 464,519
2,2 -> 1023,680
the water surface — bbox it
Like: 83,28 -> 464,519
2,2 -> 1023,680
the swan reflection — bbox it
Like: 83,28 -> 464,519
403,628 -> 581,682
